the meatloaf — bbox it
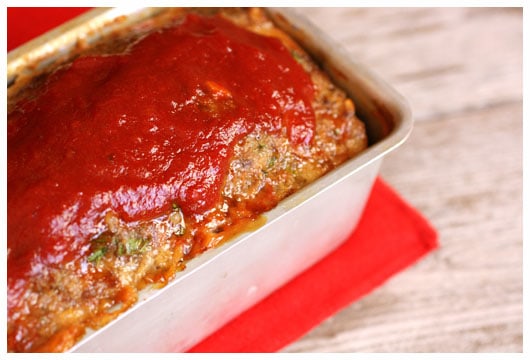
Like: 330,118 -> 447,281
7,8 -> 367,352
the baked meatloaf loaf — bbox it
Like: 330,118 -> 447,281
7,8 -> 367,352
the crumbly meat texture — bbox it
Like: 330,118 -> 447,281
7,8 -> 367,352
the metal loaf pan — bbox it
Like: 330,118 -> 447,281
7,7 -> 412,352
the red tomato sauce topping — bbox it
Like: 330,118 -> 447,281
7,14 -> 315,294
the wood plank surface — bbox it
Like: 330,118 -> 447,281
282,7 -> 522,353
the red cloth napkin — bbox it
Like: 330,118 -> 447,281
7,7 -> 92,51
190,178 -> 437,352
8,8 -> 438,353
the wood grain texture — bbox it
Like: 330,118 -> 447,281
282,8 -> 522,353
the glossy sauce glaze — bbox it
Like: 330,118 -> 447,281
7,14 -> 315,308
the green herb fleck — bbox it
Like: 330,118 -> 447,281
116,239 -> 126,256
125,236 -> 149,255
88,246 -> 108,263
267,155 -> 277,169
291,50 -> 303,64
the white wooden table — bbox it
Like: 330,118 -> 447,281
283,8 -> 522,353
